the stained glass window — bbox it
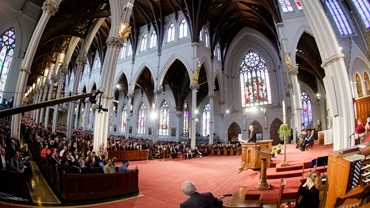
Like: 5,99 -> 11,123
351,0 -> 370,29
140,34 -> 147,52
119,43 -> 127,59
121,105 -> 127,133
0,28 -> 15,104
159,101 -> 169,135
301,91 -> 313,129
202,103 -> 210,137
183,102 -> 189,137
92,52 -> 101,72
356,73 -> 364,97
137,103 -> 146,134
179,19 -> 188,38
325,0 -> 354,36
79,103 -> 85,128
204,29 -> 210,48
88,109 -> 93,129
167,23 -> 175,42
150,31 -> 157,48
279,0 -> 294,12
240,50 -> 272,106
127,43 -> 132,56
295,0 -> 302,9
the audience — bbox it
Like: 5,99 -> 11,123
103,159 -> 116,173
180,181 -> 223,208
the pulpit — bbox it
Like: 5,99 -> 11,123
255,150 -> 273,190
241,140 -> 272,169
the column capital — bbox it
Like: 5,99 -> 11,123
321,53 -> 345,69
42,0 -> 61,16
20,67 -> 31,74
190,84 -> 199,90
127,93 -> 134,98
76,55 -> 87,66
106,36 -> 124,48
288,67 -> 299,76
208,93 -> 215,99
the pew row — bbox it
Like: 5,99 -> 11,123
62,170 -> 139,202
108,150 -> 148,161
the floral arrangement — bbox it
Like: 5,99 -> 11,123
278,124 -> 291,141
239,162 -> 245,172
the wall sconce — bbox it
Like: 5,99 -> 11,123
316,93 -> 320,102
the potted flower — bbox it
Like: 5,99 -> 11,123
276,144 -> 282,154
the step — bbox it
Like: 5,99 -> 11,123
276,164 -> 303,172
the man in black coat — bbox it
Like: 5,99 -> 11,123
248,125 -> 257,142
180,181 -> 223,208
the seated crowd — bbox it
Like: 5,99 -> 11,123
296,129 -> 316,151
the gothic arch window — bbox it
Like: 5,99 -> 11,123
109,114 -> 113,131
159,101 -> 169,135
199,29 -> 203,42
92,53 -> 101,72
202,103 -> 211,136
325,0 -> 354,36
0,28 -> 16,103
295,0 -> 302,9
89,108 -> 94,129
279,0 -> 293,12
204,29 -> 210,48
119,42 -> 127,59
167,23 -> 175,42
79,103 -> 85,129
301,91 -> 313,129
240,50 -> 272,107
214,44 -> 221,61
137,103 -> 146,134
364,72 -> 370,95
150,31 -> 157,48
356,73 -> 364,97
140,34 -> 147,52
127,43 -> 132,56
83,60 -> 91,77
121,105 -> 127,133
351,0 -> 370,29
183,102 -> 189,137
179,19 -> 188,38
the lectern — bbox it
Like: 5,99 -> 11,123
241,140 -> 272,169
256,150 -> 273,190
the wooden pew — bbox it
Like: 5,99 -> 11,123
0,168 -> 30,199
107,150 -> 148,161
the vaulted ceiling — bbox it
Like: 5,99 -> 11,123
27,0 -> 282,89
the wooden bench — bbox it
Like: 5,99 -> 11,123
108,150 -> 148,161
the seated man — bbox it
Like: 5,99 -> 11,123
180,181 -> 223,208
118,160 -> 135,173
103,159 -> 116,173
301,129 -> 315,151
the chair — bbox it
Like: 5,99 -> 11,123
259,178 -> 286,208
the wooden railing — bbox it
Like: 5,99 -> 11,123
62,170 -> 139,202
108,150 -> 148,161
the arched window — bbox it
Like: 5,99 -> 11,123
279,0 -> 293,12
92,53 -> 101,72
295,0 -> 302,9
351,0 -> 370,29
140,34 -> 147,52
240,50 -> 272,106
88,108 -> 94,129
325,0 -> 354,36
83,60 -> 91,77
179,19 -> 188,38
183,102 -> 189,137
79,103 -> 85,129
364,72 -> 370,95
150,31 -> 157,48
0,28 -> 16,103
214,44 -> 221,61
137,103 -> 146,134
167,23 -> 175,42
159,101 -> 169,135
202,103 -> 210,137
121,105 -> 127,133
301,91 -> 313,129
356,73 -> 364,97
119,43 -> 127,59
204,29 -> 210,48
199,29 -> 203,42
127,43 -> 132,56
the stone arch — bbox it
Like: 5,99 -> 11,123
227,122 -> 241,142
270,118 -> 283,145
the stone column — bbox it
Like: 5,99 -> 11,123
190,85 -> 198,149
34,89 -> 42,123
74,101 -> 81,129
302,0 -> 355,150
11,0 -> 62,138
209,93 -> 215,144
83,98 -> 90,130
125,93 -> 133,138
176,111 -> 182,141
39,83 -> 49,125
44,63 -> 57,128
52,69 -> 66,132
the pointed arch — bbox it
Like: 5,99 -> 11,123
291,26 -> 314,66
270,118 -> 283,145
227,122 -> 242,142
130,64 -> 156,93
159,100 -> 169,135
250,120 -> 263,139
0,28 -> 16,103
158,54 -> 192,87
356,73 -> 364,97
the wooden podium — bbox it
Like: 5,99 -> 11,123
255,150 -> 273,190
241,140 -> 272,169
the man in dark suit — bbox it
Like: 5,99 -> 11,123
301,129 -> 315,151
180,181 -> 223,208
248,125 -> 257,142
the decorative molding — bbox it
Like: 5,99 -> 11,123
321,53 -> 345,69
42,0 -> 61,16
106,36 -> 124,48
288,68 -> 298,76
76,56 -> 87,66
20,67 -> 31,74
